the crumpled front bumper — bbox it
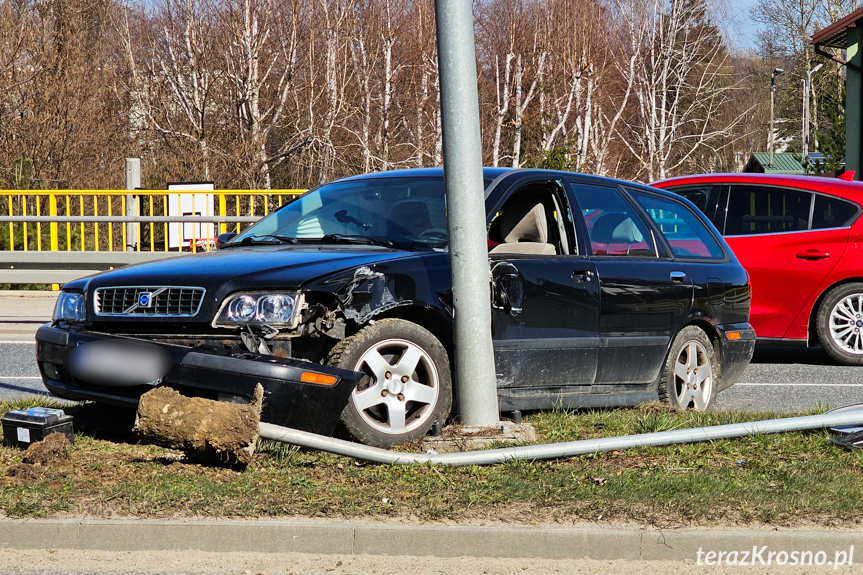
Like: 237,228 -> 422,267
35,324 -> 363,436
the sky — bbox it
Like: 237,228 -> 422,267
721,0 -> 764,52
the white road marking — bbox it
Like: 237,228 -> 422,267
0,341 -> 35,344
737,382 -> 863,387
0,377 -> 41,380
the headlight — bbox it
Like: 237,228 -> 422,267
214,292 -> 303,328
53,292 -> 86,322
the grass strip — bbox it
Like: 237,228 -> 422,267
1,400 -> 862,527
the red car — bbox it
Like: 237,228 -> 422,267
653,173 -> 863,365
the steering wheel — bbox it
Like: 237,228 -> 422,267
418,228 -> 448,242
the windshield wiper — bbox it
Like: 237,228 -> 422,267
317,234 -> 398,248
229,234 -> 298,246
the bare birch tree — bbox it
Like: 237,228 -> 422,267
614,0 -> 743,181
118,0 -> 221,180
222,0 -> 304,188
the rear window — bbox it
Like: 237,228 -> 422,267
812,195 -> 859,229
569,183 -> 657,257
630,190 -> 725,260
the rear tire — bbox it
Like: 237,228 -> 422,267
816,282 -> 863,366
658,326 -> 718,410
326,318 -> 452,448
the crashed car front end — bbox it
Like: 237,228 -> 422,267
36,282 -> 371,436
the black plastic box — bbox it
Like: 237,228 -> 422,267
1,407 -> 74,448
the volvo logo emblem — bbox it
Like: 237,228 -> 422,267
138,292 -> 153,308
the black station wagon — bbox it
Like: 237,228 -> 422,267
37,168 -> 755,447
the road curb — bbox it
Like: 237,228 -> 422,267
0,519 -> 860,561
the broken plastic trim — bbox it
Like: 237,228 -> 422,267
258,408 -> 863,467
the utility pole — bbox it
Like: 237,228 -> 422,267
770,68 -> 784,168
434,0 -> 499,426
803,63 -> 824,169
125,159 -> 140,251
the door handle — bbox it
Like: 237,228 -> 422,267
572,269 -> 593,284
670,271 -> 686,282
796,250 -> 831,260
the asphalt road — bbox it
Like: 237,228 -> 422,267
1,291 -> 862,413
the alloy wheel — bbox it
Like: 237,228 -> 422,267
672,340 -> 713,410
828,294 -> 863,355
351,338 -> 441,435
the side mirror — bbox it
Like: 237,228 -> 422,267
216,232 -> 237,250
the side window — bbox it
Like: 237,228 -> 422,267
724,185 -> 813,236
812,195 -> 860,229
666,185 -> 716,216
569,182 -> 656,257
630,190 -> 725,260
488,182 -> 575,256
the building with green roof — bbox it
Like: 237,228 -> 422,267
743,152 -> 805,175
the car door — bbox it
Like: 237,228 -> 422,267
486,177 -> 600,391
718,184 -> 850,340
565,180 -> 693,385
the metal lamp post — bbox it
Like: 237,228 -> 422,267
802,63 -> 824,167
769,68 -> 785,167
434,0 -> 500,427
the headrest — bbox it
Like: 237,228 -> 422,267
591,212 -> 643,244
499,203 -> 548,244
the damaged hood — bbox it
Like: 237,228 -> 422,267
74,246 -> 416,292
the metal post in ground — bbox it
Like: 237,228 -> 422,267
125,159 -> 140,251
434,0 -> 499,426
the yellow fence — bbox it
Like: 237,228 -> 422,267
0,189 -> 305,253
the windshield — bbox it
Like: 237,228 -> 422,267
230,176 -> 451,249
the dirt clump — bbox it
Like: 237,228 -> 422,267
5,463 -> 40,484
636,401 -> 677,415
22,432 -> 72,465
135,385 -> 264,466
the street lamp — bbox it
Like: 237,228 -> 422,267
803,63 -> 824,166
770,67 -> 784,167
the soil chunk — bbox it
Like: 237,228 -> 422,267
21,432 -> 72,465
135,385 -> 264,466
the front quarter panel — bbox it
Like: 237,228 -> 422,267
301,252 -> 455,326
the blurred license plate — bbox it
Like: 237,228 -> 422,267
64,339 -> 172,387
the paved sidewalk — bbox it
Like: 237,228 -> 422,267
0,290 -> 55,336
0,518 -> 860,562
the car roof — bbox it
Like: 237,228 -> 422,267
653,172 -> 863,201
334,167 -> 514,182
335,167 -> 662,193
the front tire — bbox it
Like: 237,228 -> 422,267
326,318 -> 452,448
658,326 -> 718,410
816,282 -> 863,366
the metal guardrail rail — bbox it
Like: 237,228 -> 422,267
0,251 -> 188,284
0,188 -> 304,285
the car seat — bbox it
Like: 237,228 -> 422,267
589,212 -> 646,255
488,198 -> 557,255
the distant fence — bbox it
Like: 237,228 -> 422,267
0,188 -> 305,285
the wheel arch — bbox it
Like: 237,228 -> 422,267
367,304 -> 454,356
807,277 -> 863,346
683,318 -> 723,370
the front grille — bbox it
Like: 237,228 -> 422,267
94,286 -> 205,317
